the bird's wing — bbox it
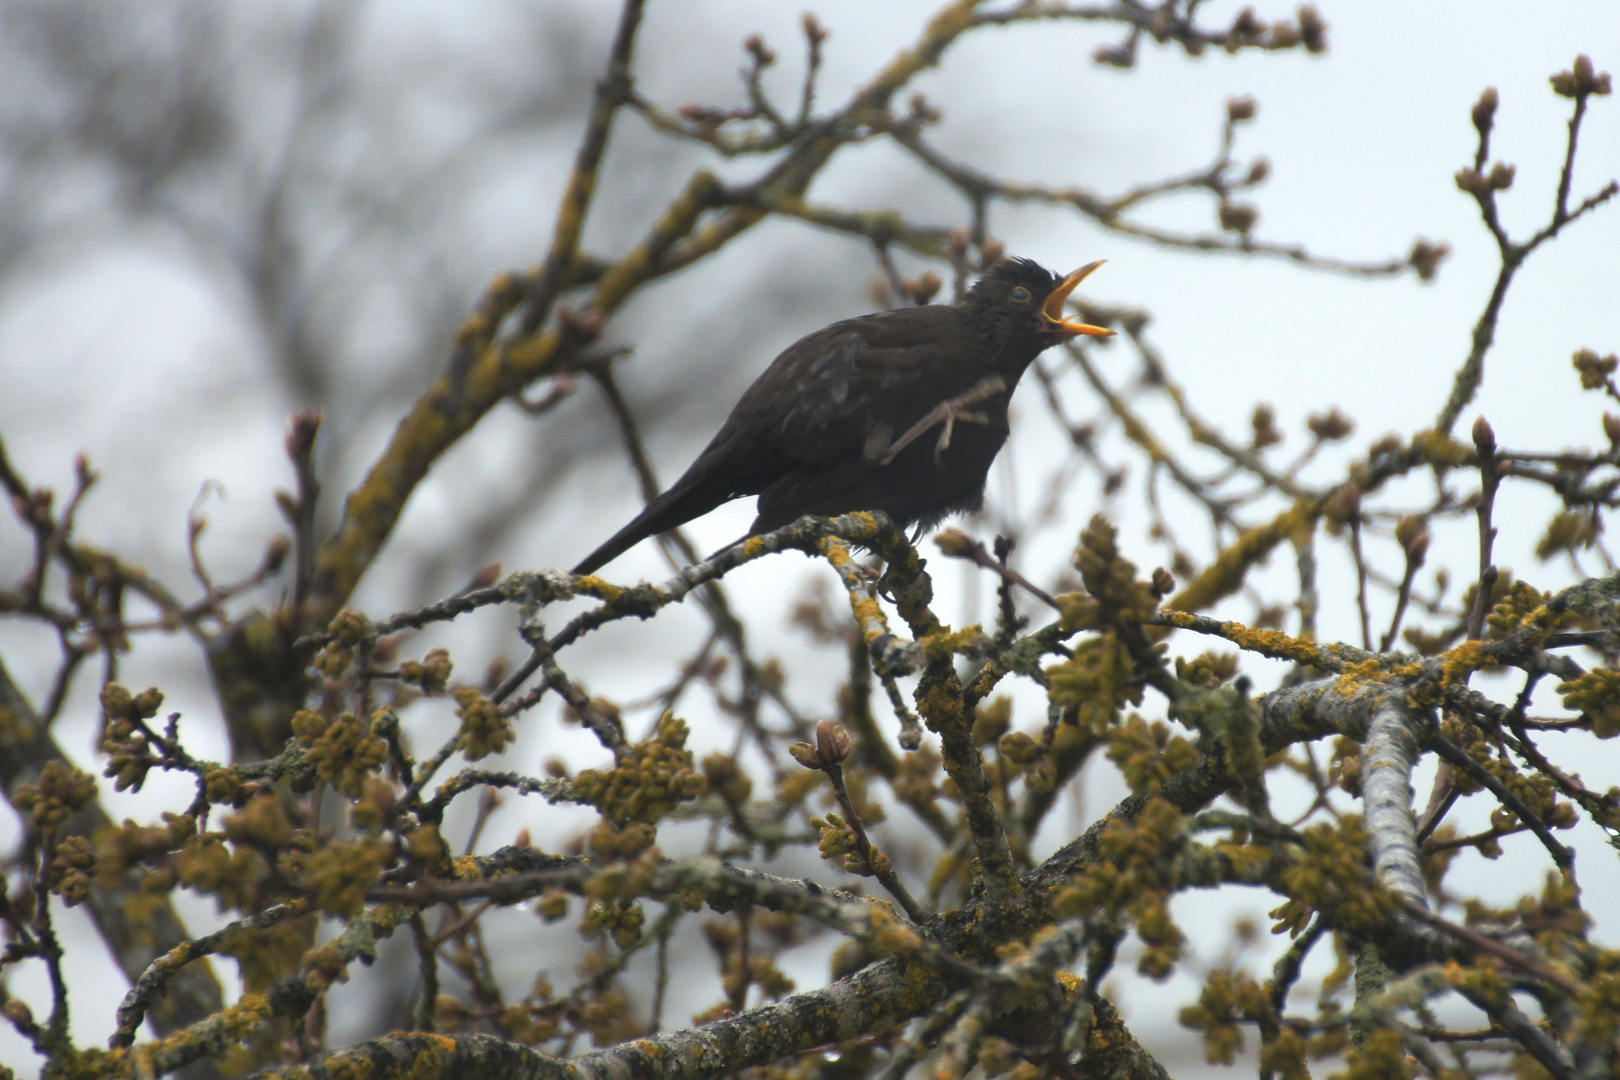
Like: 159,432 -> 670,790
692,306 -> 988,484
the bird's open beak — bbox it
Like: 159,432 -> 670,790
1042,261 -> 1115,337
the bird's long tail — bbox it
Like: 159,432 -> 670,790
571,473 -> 733,576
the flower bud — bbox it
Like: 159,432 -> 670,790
1471,415 -> 1496,456
101,682 -> 134,720
133,687 -> 165,720
1549,56 -> 1607,99
1574,348 -> 1619,390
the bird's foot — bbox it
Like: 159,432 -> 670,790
872,374 -> 1007,467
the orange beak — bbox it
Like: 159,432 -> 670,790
1042,260 -> 1115,337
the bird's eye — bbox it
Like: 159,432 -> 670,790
1010,286 -> 1031,302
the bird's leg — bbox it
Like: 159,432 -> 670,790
874,375 -> 1007,467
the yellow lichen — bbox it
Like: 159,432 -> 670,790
1440,639 -> 1492,686
1334,659 -> 1389,697
1167,500 -> 1321,615
573,575 -> 624,603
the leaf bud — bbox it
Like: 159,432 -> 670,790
557,305 -> 603,343
906,271 -> 942,305
979,239 -> 1006,268
467,563 -> 503,591
744,34 -> 776,67
1408,238 -> 1449,282
284,409 -> 321,463
815,720 -> 853,766
1396,515 -> 1431,565
1297,5 -> 1327,52
1219,201 -> 1259,234
1093,42 -> 1134,68
1323,482 -> 1361,530
274,489 -> 299,525
27,487 -> 52,524
907,92 -> 942,125
1604,413 -> 1620,449
1250,403 -> 1282,448
1231,7 -> 1264,40
1307,408 -> 1354,441
1471,415 -> 1496,456
1472,87 -> 1498,135
789,741 -> 821,771
1368,434 -> 1404,460
1226,95 -> 1258,123
263,534 -> 291,573
1454,169 -> 1490,196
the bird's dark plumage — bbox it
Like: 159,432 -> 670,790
573,257 -> 1113,575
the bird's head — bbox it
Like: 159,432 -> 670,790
963,257 -> 1115,347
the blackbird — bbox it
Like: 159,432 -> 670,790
572,257 -> 1113,575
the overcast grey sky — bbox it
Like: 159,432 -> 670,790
0,1 -> 1615,1073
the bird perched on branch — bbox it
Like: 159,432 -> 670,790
572,257 -> 1114,575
